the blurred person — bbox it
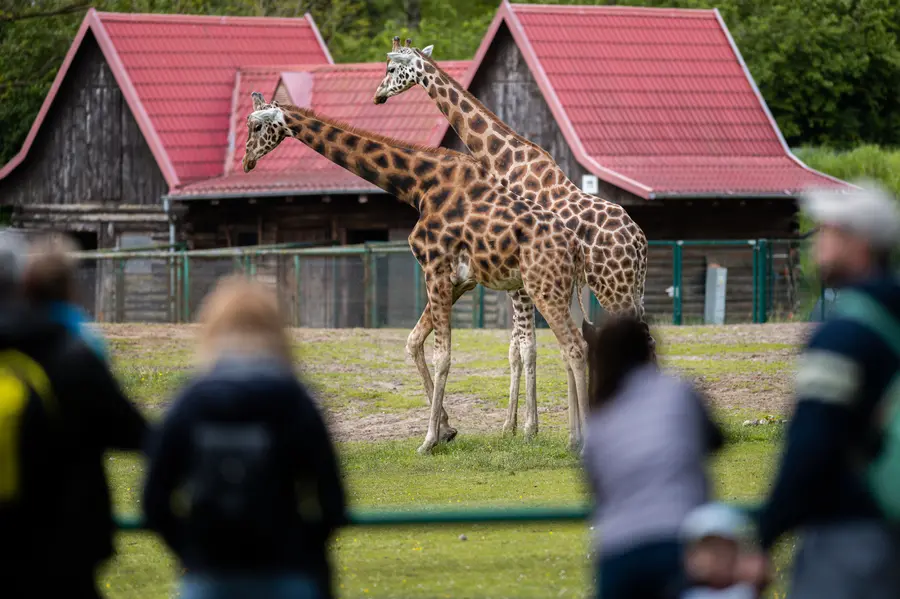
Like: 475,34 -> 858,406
1,231 -> 148,599
143,275 -> 347,599
21,234 -> 107,359
680,503 -> 757,599
581,315 -> 725,599
740,181 -> 900,598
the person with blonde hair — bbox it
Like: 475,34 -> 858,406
143,275 -> 347,599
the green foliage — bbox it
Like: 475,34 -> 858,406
796,145 -> 900,199
1,0 -> 899,166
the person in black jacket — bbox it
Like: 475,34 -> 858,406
1,233 -> 148,599
143,275 -> 347,599
739,181 -> 900,598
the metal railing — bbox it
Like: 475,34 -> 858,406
69,237 -> 821,327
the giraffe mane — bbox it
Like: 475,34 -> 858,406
277,104 -> 470,161
420,54 -> 548,155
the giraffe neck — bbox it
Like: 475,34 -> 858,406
280,107 -> 446,209
420,60 -> 564,183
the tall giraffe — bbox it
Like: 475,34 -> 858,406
242,92 -> 597,454
373,38 -> 654,437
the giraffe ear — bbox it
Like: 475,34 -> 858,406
251,92 -> 267,111
420,45 -> 434,58
387,51 -> 413,65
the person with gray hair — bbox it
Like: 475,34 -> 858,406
740,180 -> 900,598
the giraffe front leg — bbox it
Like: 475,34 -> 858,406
406,304 -> 455,440
503,292 -> 522,436
418,276 -> 454,455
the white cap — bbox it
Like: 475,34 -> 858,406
799,179 -> 900,251
680,503 -> 752,543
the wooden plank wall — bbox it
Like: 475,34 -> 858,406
0,32 -> 167,206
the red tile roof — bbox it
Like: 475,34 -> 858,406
0,9 -> 331,187
173,60 -> 472,197
443,1 -> 848,199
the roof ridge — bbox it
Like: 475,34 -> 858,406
508,3 -> 716,17
94,10 -> 315,25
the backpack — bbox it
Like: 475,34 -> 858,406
832,290 -> 900,521
185,422 -> 281,549
0,349 -> 56,507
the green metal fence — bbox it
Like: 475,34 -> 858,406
71,237 -> 819,327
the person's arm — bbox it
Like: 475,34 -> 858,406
142,387 -> 194,554
754,321 -> 871,550
294,382 -> 348,535
693,387 -> 725,454
59,338 -> 148,451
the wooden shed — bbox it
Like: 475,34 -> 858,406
0,9 -> 332,320
435,1 -> 851,322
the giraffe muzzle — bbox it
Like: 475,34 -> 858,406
373,94 -> 387,105
242,156 -> 257,172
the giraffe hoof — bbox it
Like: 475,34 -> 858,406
417,442 -> 434,455
439,427 -> 458,443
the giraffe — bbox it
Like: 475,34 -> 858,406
242,92 -> 597,454
373,38 -> 654,438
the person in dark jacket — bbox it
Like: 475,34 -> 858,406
143,275 -> 347,599
740,181 -> 900,598
1,233 -> 148,599
581,315 -> 725,599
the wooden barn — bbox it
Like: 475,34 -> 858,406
436,1 -> 850,322
0,3 -> 852,325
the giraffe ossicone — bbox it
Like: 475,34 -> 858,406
242,92 -> 597,454
372,39 -> 655,440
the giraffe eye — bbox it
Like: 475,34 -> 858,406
253,124 -> 262,133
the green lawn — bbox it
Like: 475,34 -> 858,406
93,323 -> 804,599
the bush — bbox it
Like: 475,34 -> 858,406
795,145 -> 900,199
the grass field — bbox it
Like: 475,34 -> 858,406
95,322 -> 808,599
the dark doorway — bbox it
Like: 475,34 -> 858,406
344,229 -> 390,327
70,231 -> 99,319
346,229 -> 389,244
236,231 -> 259,247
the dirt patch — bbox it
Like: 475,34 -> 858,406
102,322 -> 809,441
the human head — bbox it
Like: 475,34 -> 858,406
21,233 -> 79,306
0,228 -> 27,302
681,503 -> 753,589
196,275 -> 293,368
800,180 -> 900,288
373,36 -> 434,105
582,314 -> 655,410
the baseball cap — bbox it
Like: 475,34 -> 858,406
798,179 -> 900,251
680,503 -> 753,543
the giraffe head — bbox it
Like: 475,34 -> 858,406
242,92 -> 289,173
373,36 -> 433,104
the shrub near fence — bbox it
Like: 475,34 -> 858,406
71,238 -> 823,328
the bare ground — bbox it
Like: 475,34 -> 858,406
99,322 -> 811,443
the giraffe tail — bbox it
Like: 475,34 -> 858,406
575,244 -> 594,326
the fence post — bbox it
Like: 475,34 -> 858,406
758,239 -> 769,323
477,285 -> 485,329
766,240 -> 774,322
182,252 -> 190,323
293,255 -> 301,327
751,241 -> 759,323
672,241 -> 683,325
371,249 -> 380,328
363,247 -> 372,328
115,258 -> 125,323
